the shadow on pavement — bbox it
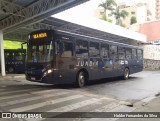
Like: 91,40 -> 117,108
0,76 -> 140,90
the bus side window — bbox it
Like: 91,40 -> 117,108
126,48 -> 132,59
76,39 -> 88,58
101,44 -> 109,59
132,49 -> 137,59
118,47 -> 126,59
15,53 -> 22,60
60,42 -> 73,57
5,53 -> 10,59
8,53 -> 14,60
137,49 -> 143,59
89,42 -> 100,57
109,45 -> 117,60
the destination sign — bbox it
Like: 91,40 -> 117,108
33,32 -> 47,39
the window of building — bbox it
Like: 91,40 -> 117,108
89,42 -> 100,57
109,45 -> 117,59
126,48 -> 132,59
101,44 -> 109,59
131,11 -> 135,15
76,40 -> 88,58
108,13 -> 112,17
132,49 -> 137,59
118,47 -> 126,59
100,12 -> 104,15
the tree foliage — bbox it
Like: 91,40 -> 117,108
101,14 -> 113,23
130,16 -> 137,25
99,0 -> 129,27
99,0 -> 116,20
99,0 -> 117,13
112,7 -> 129,26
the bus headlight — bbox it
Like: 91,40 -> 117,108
43,69 -> 53,77
47,69 -> 52,74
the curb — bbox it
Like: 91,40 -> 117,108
0,75 -> 25,79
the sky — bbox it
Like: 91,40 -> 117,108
53,0 -> 99,21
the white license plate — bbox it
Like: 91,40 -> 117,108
31,77 -> 36,80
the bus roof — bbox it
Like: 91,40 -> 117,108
55,30 -> 143,50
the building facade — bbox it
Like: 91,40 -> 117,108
156,0 -> 160,19
95,2 -> 153,28
138,21 -> 160,70
118,2 -> 153,28
95,9 -> 105,19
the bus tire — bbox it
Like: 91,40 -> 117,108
76,71 -> 86,88
123,68 -> 129,80
8,67 -> 14,73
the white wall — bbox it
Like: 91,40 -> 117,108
142,45 -> 160,60
137,6 -> 146,24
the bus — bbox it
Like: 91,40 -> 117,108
25,30 -> 143,87
4,49 -> 26,73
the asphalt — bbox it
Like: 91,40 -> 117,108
0,73 -> 160,121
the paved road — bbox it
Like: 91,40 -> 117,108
76,71 -> 160,103
0,71 -> 160,121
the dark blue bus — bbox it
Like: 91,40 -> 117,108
4,49 -> 26,73
25,30 -> 143,87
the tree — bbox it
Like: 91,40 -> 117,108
130,16 -> 137,25
99,0 -> 117,21
112,7 -> 129,26
101,14 -> 113,23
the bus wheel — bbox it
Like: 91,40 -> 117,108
8,67 -> 14,73
76,71 -> 86,88
123,68 -> 129,80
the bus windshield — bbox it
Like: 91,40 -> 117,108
27,41 -> 53,63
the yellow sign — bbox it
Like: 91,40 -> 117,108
33,33 -> 47,39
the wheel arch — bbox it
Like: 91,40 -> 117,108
76,68 -> 89,81
123,66 -> 130,80
125,66 -> 130,72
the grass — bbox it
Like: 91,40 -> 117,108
4,40 -> 26,49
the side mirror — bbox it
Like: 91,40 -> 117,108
21,42 -> 28,49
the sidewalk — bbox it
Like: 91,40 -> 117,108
0,74 -> 25,79
117,96 -> 160,121
0,74 -> 27,86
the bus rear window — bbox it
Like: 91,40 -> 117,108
137,50 -> 143,59
132,49 -> 137,59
